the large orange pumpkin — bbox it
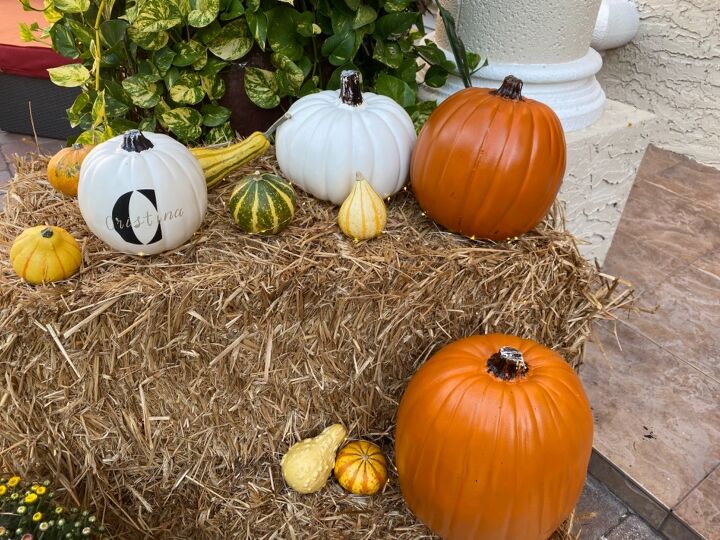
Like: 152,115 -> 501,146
47,143 -> 94,197
395,334 -> 592,540
411,76 -> 566,240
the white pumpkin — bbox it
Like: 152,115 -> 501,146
78,130 -> 207,255
276,70 -> 416,205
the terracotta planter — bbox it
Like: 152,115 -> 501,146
220,48 -> 288,138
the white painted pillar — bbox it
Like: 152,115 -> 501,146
420,0 -> 607,132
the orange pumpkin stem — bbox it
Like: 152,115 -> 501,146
340,71 -> 363,107
490,75 -> 525,101
487,346 -> 528,380
40,227 -> 54,239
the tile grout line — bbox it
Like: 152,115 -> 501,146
669,461 -> 720,512
643,179 -> 720,215
614,318 -> 720,385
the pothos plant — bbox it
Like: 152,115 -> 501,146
20,0 -> 484,145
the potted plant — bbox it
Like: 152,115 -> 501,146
19,0 -> 480,143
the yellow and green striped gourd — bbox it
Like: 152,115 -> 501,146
228,172 -> 296,234
337,172 -> 387,241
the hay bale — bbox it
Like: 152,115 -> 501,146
0,154 -> 629,538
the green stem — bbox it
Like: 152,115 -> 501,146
432,0 -> 472,88
93,0 -> 108,141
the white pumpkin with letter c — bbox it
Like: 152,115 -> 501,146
78,130 -> 207,255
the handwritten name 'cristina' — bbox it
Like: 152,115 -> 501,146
105,208 -> 185,231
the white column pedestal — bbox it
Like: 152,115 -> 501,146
560,100 -> 658,264
418,32 -> 606,132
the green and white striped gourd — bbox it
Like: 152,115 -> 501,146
228,172 -> 296,234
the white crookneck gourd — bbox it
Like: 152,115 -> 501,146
275,70 -> 416,205
338,172 -> 387,241
280,424 -> 347,494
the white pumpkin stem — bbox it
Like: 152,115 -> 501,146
487,346 -> 528,380
340,71 -> 363,107
121,129 -> 154,153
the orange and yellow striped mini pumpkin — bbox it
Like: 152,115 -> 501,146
337,172 -> 387,241
334,440 -> 388,495
47,143 -> 94,197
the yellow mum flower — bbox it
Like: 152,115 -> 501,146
34,486 -> 46,495
32,512 -> 42,522
0,485 -> 6,495
7,476 -> 20,487
24,493 -> 38,504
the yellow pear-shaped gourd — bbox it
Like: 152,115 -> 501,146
10,225 -> 82,284
337,172 -> 387,241
281,423 -> 347,494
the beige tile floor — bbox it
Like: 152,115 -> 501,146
584,145 -> 720,540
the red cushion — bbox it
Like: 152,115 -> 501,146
0,43 -> 75,79
0,0 -> 75,79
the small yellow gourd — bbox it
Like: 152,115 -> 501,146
334,440 -> 388,496
10,225 -> 82,284
337,172 -> 387,241
280,423 -> 347,494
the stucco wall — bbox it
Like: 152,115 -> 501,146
598,0 -> 720,167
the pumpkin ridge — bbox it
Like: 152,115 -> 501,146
320,111 -> 343,201
334,459 -> 355,479
355,111 -> 377,195
358,182 -> 367,237
456,98 -> 506,233
264,190 -> 279,233
407,376 -> 479,493
20,243 -> 40,280
265,180 -> 295,212
492,104 -> 537,237
426,92 -> 486,204
445,379 -> 488,536
49,241 -> 67,279
367,108 -> 402,195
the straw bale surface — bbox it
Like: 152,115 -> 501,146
0,154 -> 629,538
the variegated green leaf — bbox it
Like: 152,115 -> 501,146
122,74 -> 163,108
168,71 -> 204,104
66,91 -> 91,128
154,100 -> 172,129
272,54 -> 304,96
244,67 -> 280,109
53,0 -> 90,13
201,104 -> 231,127
47,64 -> 91,87
75,126 -> 114,145
188,0 -> 220,28
172,40 -> 206,66
138,116 -> 157,132
152,47 -> 177,75
43,1 -> 64,24
129,28 -> 170,50
246,11 -> 267,50
92,90 -> 105,128
205,122 -> 235,144
208,18 -> 253,60
129,0 -> 182,34
161,107 -> 203,141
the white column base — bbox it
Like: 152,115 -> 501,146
418,33 -> 607,132
561,100 -> 658,264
